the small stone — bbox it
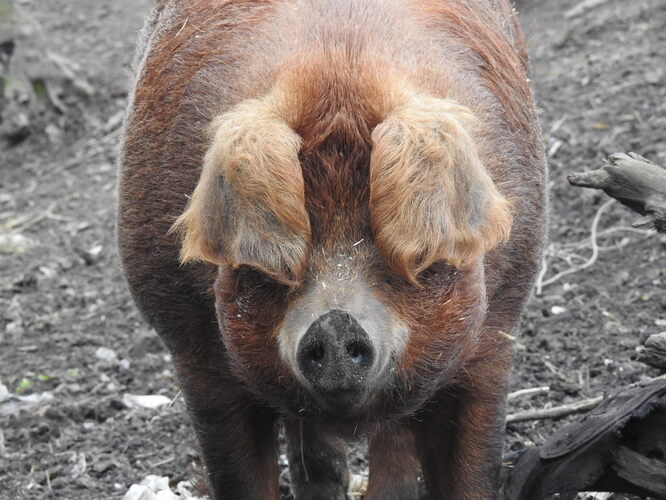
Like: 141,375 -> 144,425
95,346 -> 118,363
140,475 -> 170,491
71,452 -> 87,478
0,383 -> 9,403
123,484 -> 156,500
45,123 -> 63,143
155,491 -> 179,500
645,68 -> 664,84
0,233 -> 33,253
4,112 -> 30,142
122,394 -> 171,410
88,244 -> 103,258
5,321 -> 25,335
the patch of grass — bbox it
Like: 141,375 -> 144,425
16,378 -> 31,394
37,374 -> 54,381
0,244 -> 25,254
66,368 -> 80,378
32,79 -> 47,97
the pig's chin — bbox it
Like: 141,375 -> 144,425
313,393 -> 371,421
281,382 -> 374,422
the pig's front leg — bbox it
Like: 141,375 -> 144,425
412,334 -> 513,499
175,354 -> 280,500
365,422 -> 420,500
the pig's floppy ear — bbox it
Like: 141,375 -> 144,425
369,93 -> 512,282
171,95 -> 310,285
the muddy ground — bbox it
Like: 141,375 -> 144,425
1,0 -> 665,498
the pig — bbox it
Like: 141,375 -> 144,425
117,0 -> 546,499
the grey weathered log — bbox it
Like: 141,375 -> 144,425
612,445 -> 666,498
504,390 -> 666,499
609,402 -> 666,498
568,152 -> 666,233
636,332 -> 666,371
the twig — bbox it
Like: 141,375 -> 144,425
168,389 -> 182,408
300,419 -> 309,483
45,469 -> 52,493
150,455 -> 175,468
564,0 -> 613,19
175,18 -> 189,37
561,226 -> 654,249
508,386 -> 550,401
0,202 -> 59,233
544,359 -> 575,383
506,395 -> 603,424
536,199 -> 614,292
535,256 -> 548,296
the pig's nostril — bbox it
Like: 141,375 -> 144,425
346,340 -> 370,365
307,342 -> 324,366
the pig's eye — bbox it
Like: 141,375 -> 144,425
417,261 -> 455,284
418,264 -> 439,279
236,265 -> 290,294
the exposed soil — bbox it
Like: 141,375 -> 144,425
1,0 -> 665,498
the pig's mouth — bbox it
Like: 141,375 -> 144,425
308,385 -> 371,419
292,356 -> 402,422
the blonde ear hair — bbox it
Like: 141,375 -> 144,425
171,93 -> 310,285
370,92 -> 512,282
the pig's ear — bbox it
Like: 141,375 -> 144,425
369,93 -> 512,282
171,95 -> 310,285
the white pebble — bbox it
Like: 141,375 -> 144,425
95,346 -> 118,362
123,484 -> 156,500
550,306 -> 567,315
122,394 -> 171,410
0,384 -> 9,403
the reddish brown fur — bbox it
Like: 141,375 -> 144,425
118,1 -> 546,498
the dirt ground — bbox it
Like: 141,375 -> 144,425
1,0 -> 665,498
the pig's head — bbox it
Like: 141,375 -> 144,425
171,84 -> 512,423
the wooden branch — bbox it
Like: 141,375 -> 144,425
507,386 -> 550,401
564,0 -> 614,19
568,153 -> 666,233
506,395 -> 603,424
636,332 -> 666,371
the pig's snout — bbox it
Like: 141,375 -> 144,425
297,309 -> 374,411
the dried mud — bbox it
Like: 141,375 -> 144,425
1,0 -> 665,498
